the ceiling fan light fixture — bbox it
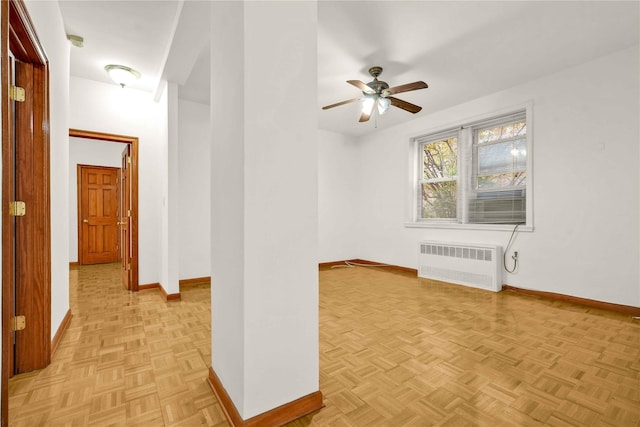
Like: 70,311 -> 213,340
377,97 -> 390,114
105,64 -> 141,88
361,96 -> 375,115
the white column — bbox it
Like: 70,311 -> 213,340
162,82 -> 180,295
210,0 -> 319,420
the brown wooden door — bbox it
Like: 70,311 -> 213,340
3,2 -> 52,420
9,54 -> 50,374
8,53 -> 16,379
120,146 -> 131,289
79,166 -> 120,264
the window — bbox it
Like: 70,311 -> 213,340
419,133 -> 458,220
414,110 -> 530,227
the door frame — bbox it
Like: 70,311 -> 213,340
77,165 -> 121,266
69,129 -> 139,292
2,0 -> 50,424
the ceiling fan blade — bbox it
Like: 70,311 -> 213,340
359,111 -> 372,122
347,80 -> 375,93
383,81 -> 428,96
389,96 -> 422,114
359,97 -> 375,122
322,98 -> 360,110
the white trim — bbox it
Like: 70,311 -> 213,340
524,102 -> 534,229
409,101 -> 533,143
406,135 -> 420,224
414,128 -> 460,144
405,222 -> 533,232
419,176 -> 458,185
465,110 -> 526,131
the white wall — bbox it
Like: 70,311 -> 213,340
243,2 -> 318,414
178,99 -> 211,280
330,46 -> 639,307
69,77 -> 168,285
210,1 -> 245,411
318,129 -> 360,262
68,137 -> 127,262
161,83 -> 179,295
24,0 -> 71,339
211,1 -> 319,419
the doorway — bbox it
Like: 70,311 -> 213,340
69,129 -> 139,292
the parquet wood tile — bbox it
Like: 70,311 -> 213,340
8,263 -> 640,426
294,266 -> 640,426
9,263 -> 220,426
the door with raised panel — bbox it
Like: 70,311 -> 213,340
79,166 -> 120,264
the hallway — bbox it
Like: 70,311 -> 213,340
9,264 -> 222,425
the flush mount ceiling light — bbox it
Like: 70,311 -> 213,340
104,64 -> 141,88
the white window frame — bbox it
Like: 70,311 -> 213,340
416,130 -> 460,223
406,104 -> 533,231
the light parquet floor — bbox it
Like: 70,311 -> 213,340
9,263 -> 226,427
294,266 -> 640,427
8,263 -> 640,426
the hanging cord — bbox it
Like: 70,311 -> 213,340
331,260 -> 394,269
504,224 -> 519,273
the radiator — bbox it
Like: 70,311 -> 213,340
418,241 -> 503,292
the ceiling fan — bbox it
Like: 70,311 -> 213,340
322,66 -> 428,123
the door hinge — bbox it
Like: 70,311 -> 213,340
127,210 -> 131,217
9,201 -> 26,216
127,157 -> 131,165
10,86 -> 25,102
11,315 -> 25,332
127,264 -> 131,271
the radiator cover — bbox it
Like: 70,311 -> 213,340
418,241 -> 503,292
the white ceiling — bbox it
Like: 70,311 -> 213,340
58,0 -> 180,92
57,1 -> 639,138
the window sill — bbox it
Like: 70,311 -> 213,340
404,222 -> 533,232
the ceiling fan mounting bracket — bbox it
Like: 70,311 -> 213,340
365,66 -> 389,94
368,66 -> 383,78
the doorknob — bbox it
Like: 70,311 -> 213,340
82,219 -> 89,223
